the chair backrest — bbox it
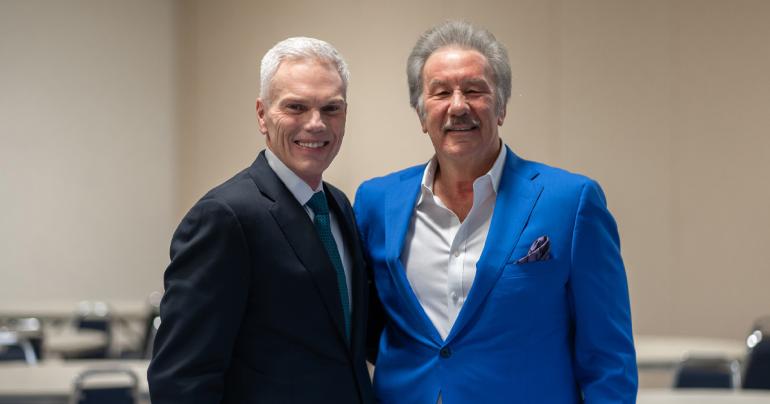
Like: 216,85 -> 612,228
75,301 -> 112,333
69,367 -> 139,404
73,301 -> 112,358
673,356 -> 740,389
5,317 -> 44,360
142,315 -> 160,359
0,330 -> 38,364
743,325 -> 770,389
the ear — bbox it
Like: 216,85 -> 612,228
497,107 -> 506,126
256,99 -> 269,135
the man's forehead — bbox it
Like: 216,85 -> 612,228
422,48 -> 494,86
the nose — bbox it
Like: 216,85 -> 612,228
305,109 -> 326,133
447,90 -> 469,117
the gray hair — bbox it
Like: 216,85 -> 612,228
407,21 -> 512,117
259,37 -> 349,103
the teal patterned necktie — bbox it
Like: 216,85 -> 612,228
307,191 -> 350,340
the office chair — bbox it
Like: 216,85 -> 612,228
120,291 -> 161,359
673,356 -> 740,389
743,318 -> 770,389
72,301 -> 112,358
0,330 -> 38,364
69,367 -> 139,404
4,317 -> 44,360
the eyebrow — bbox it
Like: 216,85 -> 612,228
426,78 -> 490,89
279,97 -> 346,105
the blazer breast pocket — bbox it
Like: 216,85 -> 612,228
501,259 -> 554,279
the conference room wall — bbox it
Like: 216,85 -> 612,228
2,0 -> 768,342
177,0 -> 770,340
0,1 -> 177,305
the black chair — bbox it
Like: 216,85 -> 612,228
71,301 -> 112,359
0,330 -> 38,364
120,291 -> 162,359
673,356 -> 739,389
4,317 -> 44,360
69,367 -> 139,404
743,319 -> 770,389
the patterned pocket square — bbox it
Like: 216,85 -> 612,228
516,235 -> 551,264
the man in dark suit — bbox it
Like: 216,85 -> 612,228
148,37 -> 374,404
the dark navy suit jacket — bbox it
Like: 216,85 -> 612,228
148,151 -> 374,404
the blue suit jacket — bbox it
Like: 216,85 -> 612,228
354,147 -> 637,404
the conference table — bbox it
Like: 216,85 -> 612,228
638,388 -> 770,403
44,329 -> 108,358
0,300 -> 148,321
0,359 -> 149,404
635,335 -> 747,369
2,359 -> 770,404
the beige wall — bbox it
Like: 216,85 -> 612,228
178,0 -> 770,340
1,0 -> 769,340
0,0 -> 178,303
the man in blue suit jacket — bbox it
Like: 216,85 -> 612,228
355,21 -> 637,403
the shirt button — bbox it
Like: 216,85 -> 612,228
453,250 -> 460,257
439,346 -> 452,358
450,291 -> 457,300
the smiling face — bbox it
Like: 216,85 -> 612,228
257,58 -> 347,189
420,47 -> 504,169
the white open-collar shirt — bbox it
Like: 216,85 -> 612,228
400,143 -> 506,340
265,148 -> 352,307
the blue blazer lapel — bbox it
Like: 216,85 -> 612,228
384,167 -> 444,345
446,148 -> 543,343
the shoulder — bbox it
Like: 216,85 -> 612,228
513,154 -> 603,200
355,164 -> 424,201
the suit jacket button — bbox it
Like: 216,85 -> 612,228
439,347 -> 452,358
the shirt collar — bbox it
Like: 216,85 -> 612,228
264,148 -> 322,206
417,140 -> 507,207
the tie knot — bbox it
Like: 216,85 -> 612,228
307,191 -> 329,215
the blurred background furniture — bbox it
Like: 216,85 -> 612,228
120,291 -> 161,359
69,367 -> 139,404
69,301 -> 112,359
673,356 -> 740,389
636,335 -> 747,370
0,317 -> 42,361
638,388 -> 770,403
0,330 -> 37,364
743,315 -> 770,390
0,359 -> 149,404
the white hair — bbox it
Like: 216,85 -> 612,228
259,37 -> 349,103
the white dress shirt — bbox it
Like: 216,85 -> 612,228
265,148 -> 352,307
400,144 -> 506,340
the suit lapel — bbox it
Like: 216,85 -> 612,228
445,148 -> 543,343
385,167 -> 444,345
247,152 -> 347,344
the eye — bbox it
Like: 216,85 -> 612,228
322,104 -> 343,114
432,90 -> 450,97
285,103 -> 307,113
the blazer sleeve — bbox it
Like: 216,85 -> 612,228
569,180 -> 638,403
353,182 -> 386,364
148,198 -> 251,404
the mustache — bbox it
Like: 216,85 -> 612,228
443,116 -> 480,131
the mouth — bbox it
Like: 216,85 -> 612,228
294,140 -> 329,149
444,124 -> 478,133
